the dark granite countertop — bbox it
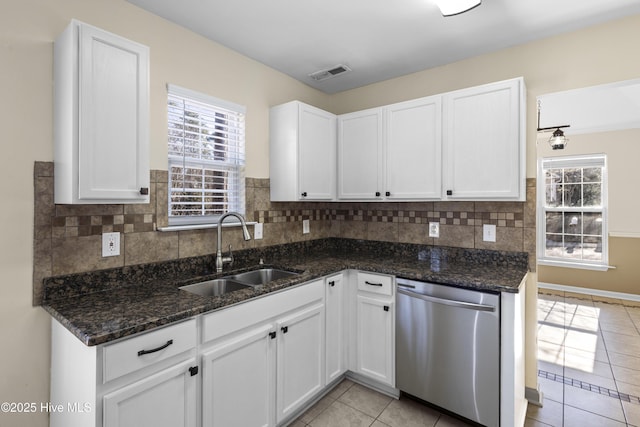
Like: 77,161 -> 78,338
42,239 -> 528,347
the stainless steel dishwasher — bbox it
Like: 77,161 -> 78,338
396,278 -> 500,427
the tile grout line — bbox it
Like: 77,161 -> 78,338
539,369 -> 640,406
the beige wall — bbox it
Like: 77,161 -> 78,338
537,130 -> 640,295
3,0 -> 640,424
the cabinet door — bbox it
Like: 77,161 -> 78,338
202,324 -> 275,427
443,78 -> 524,200
338,108 -> 383,199
385,96 -> 442,199
325,274 -> 346,384
103,358 -> 196,427
356,295 -> 394,386
299,104 -> 337,200
276,303 -> 325,423
78,23 -> 149,201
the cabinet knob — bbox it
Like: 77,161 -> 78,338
189,366 -> 199,376
301,192 -> 307,197
329,280 -> 335,287
140,187 -> 149,195
281,326 -> 289,334
375,191 -> 380,197
446,190 -> 453,196
269,331 -> 276,339
383,305 -> 389,312
385,191 -> 391,197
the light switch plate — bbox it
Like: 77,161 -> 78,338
302,219 -> 310,234
429,222 -> 440,238
102,232 -> 120,257
483,224 -> 496,242
254,223 -> 263,240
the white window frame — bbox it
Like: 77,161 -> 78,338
167,84 -> 246,227
537,154 -> 609,271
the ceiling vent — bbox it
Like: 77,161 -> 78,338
308,64 -> 352,82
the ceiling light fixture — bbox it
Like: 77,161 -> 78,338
433,0 -> 482,16
537,100 -> 571,150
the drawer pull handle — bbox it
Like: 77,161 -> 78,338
365,281 -> 383,287
137,339 -> 173,356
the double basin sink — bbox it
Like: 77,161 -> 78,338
179,268 -> 300,297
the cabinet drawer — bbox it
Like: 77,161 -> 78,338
357,272 -> 394,296
202,280 -> 324,344
103,318 -> 196,383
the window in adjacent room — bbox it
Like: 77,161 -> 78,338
538,154 -> 608,269
167,85 -> 246,226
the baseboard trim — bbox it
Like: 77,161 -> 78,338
538,282 -> 640,302
525,386 -> 544,407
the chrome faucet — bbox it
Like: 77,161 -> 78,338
215,212 -> 252,272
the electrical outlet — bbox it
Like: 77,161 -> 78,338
254,223 -> 263,240
483,224 -> 496,242
302,219 -> 310,234
429,222 -> 440,238
102,232 -> 120,257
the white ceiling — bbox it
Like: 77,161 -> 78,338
127,0 -> 640,94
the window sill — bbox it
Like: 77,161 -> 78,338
157,222 -> 257,232
538,259 -> 615,271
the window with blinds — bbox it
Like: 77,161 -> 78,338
167,85 -> 246,225
538,154 -> 608,268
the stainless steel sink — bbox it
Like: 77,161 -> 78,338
179,278 -> 252,297
226,268 -> 299,286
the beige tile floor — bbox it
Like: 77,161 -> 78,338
526,289 -> 640,427
293,289 -> 640,427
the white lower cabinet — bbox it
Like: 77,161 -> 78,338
103,358 -> 197,427
202,324 -> 275,427
276,303 -> 325,422
325,273 -> 347,384
200,279 -> 325,427
355,295 -> 395,387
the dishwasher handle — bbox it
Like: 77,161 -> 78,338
397,287 -> 496,312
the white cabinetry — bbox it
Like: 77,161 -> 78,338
54,20 -> 149,204
270,101 -> 336,201
337,108 -> 383,199
354,272 -> 395,387
385,96 -> 442,200
200,279 -> 325,427
337,97 -> 442,201
50,318 -> 197,427
325,273 -> 347,384
442,77 -> 525,201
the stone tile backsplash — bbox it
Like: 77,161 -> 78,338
33,162 -> 536,304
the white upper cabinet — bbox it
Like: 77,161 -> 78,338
337,97 -> 442,201
337,108 -> 384,200
270,101 -> 336,201
385,96 -> 442,200
54,20 -> 150,204
442,77 -> 525,201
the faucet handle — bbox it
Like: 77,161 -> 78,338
227,244 -> 234,267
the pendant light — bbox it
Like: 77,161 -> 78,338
433,0 -> 482,16
537,100 -> 571,150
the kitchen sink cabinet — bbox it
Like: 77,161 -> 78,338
200,278 -> 325,427
269,101 -> 337,201
442,77 -> 525,201
54,20 -> 149,204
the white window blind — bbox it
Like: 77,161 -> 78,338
538,154 -> 608,268
167,84 -> 246,225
